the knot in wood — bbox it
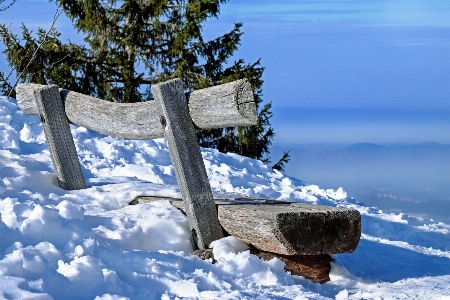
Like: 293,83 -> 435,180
160,116 -> 166,127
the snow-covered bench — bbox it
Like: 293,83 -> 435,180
16,80 -> 361,283
17,79 -> 256,250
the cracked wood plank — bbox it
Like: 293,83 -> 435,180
188,79 -> 257,129
132,196 -> 361,255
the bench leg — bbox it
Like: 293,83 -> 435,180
34,85 -> 86,190
152,79 -> 224,249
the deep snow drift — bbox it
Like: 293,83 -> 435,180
0,95 -> 449,299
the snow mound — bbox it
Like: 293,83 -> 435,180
0,96 -> 449,299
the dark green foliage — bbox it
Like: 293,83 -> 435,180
0,0 -> 18,90
272,151 -> 290,172
0,71 -> 13,96
1,0 -> 289,170
0,72 -> 16,97
0,24 -> 94,97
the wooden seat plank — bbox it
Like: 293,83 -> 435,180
132,196 -> 361,255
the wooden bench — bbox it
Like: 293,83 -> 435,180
132,195 -> 360,283
16,79 -> 361,283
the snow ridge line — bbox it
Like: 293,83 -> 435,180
361,233 -> 450,259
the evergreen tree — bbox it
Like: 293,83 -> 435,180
0,0 -> 289,170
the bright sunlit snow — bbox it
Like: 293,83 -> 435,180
0,95 -> 449,299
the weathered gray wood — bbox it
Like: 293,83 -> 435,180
188,79 -> 258,129
131,195 -> 293,207
16,80 -> 257,140
62,90 -> 163,140
219,204 -> 361,255
132,196 -> 361,255
151,79 -> 224,249
33,85 -> 86,190
16,83 -> 41,114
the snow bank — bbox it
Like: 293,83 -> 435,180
0,96 -> 449,299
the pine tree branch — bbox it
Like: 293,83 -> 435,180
272,151 -> 291,172
200,127 -> 239,145
7,8 -> 63,97
0,0 -> 17,11
0,23 -> 31,86
27,53 -> 71,80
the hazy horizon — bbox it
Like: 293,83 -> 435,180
271,142 -> 450,224
270,107 -> 450,145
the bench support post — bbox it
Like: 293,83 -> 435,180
34,85 -> 86,190
152,79 -> 224,249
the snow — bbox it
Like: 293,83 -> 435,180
0,95 -> 449,299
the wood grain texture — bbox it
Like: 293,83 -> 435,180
151,79 -> 224,249
34,85 -> 86,190
188,79 -> 258,129
16,81 -> 257,140
61,90 -> 163,140
132,196 -> 361,255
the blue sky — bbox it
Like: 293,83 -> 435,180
1,0 -> 450,144
205,0 -> 450,111
206,0 -> 450,145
